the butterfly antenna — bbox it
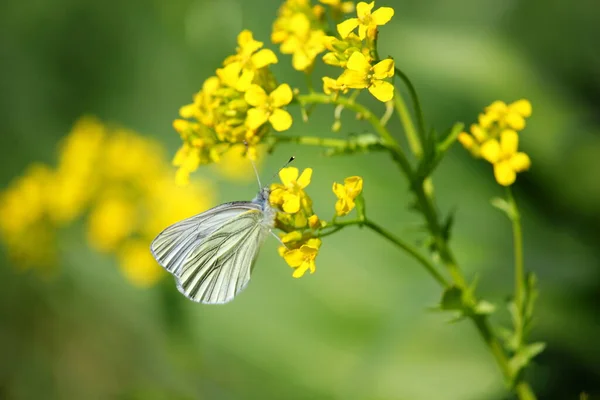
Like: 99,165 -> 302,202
272,156 -> 296,180
244,140 -> 262,189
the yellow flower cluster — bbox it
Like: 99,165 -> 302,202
322,1 -> 396,102
333,176 -> 363,216
0,117 -> 214,287
270,168 -> 365,278
174,30 -> 293,185
269,167 -> 324,278
272,0 -> 328,71
458,100 -> 532,186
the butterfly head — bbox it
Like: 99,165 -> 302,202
254,186 -> 271,207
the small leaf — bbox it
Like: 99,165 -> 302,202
355,192 -> 366,220
490,197 -> 513,217
440,286 -> 464,311
509,342 -> 546,376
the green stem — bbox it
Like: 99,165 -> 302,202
275,135 -> 350,149
506,187 -> 524,311
319,218 -> 449,287
394,67 -> 426,138
296,93 -> 413,177
393,89 -> 422,158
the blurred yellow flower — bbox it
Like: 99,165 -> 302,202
337,1 -> 394,39
118,240 -> 165,288
459,100 -> 532,186
481,99 -> 532,131
319,0 -> 354,15
338,52 -> 395,102
215,144 -> 263,182
245,83 -> 294,131
270,167 -> 312,213
87,196 -> 137,253
480,130 -> 531,186
333,176 -> 364,216
272,0 -> 327,71
322,76 -> 349,95
0,116 -> 216,288
282,238 -> 322,278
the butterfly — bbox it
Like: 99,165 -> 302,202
150,157 -> 293,304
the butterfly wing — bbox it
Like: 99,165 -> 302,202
150,202 -> 259,276
175,208 -> 268,304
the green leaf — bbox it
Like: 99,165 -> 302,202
509,342 -> 546,377
440,286 -> 464,311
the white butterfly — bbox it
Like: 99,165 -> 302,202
150,159 -> 291,304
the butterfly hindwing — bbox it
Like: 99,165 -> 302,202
176,208 -> 267,304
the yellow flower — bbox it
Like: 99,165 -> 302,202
87,196 -> 137,252
480,130 -> 531,186
214,144 -> 263,182
338,52 -> 395,102
482,99 -> 532,130
322,76 -> 348,95
322,33 -> 369,68
282,238 -> 321,278
337,1 -> 394,39
308,214 -> 322,229
118,240 -> 165,288
270,167 -> 312,213
333,176 -> 363,216
319,0 -> 355,14
245,83 -> 293,131
218,30 -> 278,91
272,1 -> 327,71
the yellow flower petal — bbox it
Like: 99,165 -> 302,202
344,176 -> 363,197
510,152 -> 531,172
470,124 -> 488,142
244,84 -> 268,107
338,70 -> 368,89
346,51 -> 371,73
246,107 -> 269,130
297,168 -> 313,188
372,58 -> 395,79
216,63 -> 242,88
282,193 -> 301,213
332,182 -> 346,198
269,109 -> 293,131
458,132 -> 475,150
480,139 -> 501,164
308,214 -> 320,229
505,113 -> 526,130
236,69 -> 255,92
371,6 -> 394,25
494,160 -> 516,186
281,230 -> 303,243
251,49 -> 278,69
368,80 -> 394,102
337,18 -> 359,38
500,129 -> 519,156
356,1 -> 374,18
510,99 -> 532,117
283,249 -> 304,267
279,167 -> 299,186
292,261 -> 310,278
270,84 -> 293,108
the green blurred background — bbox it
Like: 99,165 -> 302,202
1,0 -> 599,399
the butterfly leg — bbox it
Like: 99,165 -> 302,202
270,230 -> 289,249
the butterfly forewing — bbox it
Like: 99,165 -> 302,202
176,209 -> 266,304
150,202 -> 259,276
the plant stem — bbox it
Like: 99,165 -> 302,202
275,135 -> 350,149
394,67 -> 426,140
506,187 -> 525,312
393,90 -> 422,158
319,218 -> 449,287
296,93 -> 413,177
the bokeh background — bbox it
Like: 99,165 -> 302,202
1,0 -> 599,399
